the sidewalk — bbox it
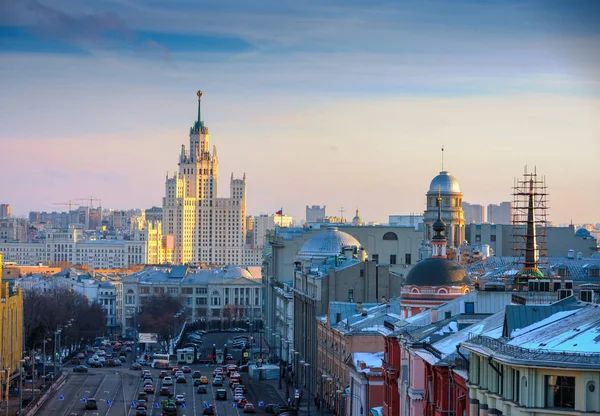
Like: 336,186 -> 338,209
249,376 -> 334,416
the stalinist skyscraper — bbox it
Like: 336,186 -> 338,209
162,91 -> 261,266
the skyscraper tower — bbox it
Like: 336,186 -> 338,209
162,92 -> 260,266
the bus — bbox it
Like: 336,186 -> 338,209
215,349 -> 224,365
152,353 -> 176,369
177,348 -> 195,364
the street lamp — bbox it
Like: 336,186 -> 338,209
53,328 -> 62,377
303,362 -> 311,414
294,351 -> 300,389
338,390 -> 364,416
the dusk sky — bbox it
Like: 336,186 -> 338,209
1,0 -> 599,224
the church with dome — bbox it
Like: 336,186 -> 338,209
401,190 -> 472,318
424,171 -> 466,248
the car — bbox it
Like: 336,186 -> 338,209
212,377 -> 223,387
237,384 -> 247,394
200,376 -> 209,384
131,363 -> 142,370
126,346 -> 133,352
244,403 -> 256,413
212,368 -> 224,377
73,365 -> 88,373
162,377 -> 173,386
137,392 -> 148,401
143,379 -> 153,386
215,389 -> 227,400
234,393 -> 244,401
235,388 -> 244,396
143,384 -> 154,394
85,398 -> 97,410
203,403 -> 215,415
77,352 -> 85,358
71,357 -> 80,365
181,366 -> 191,373
159,370 -> 169,378
175,371 -> 184,378
196,385 -> 207,394
136,399 -> 147,409
97,356 -> 106,363
264,404 -> 277,413
231,382 -> 240,391
141,370 -> 151,378
226,354 -> 233,361
176,375 -> 186,383
194,378 -> 202,386
119,356 -> 127,362
237,397 -> 248,407
192,370 -> 202,378
171,367 -> 180,375
272,405 -> 295,415
90,361 -> 103,368
174,394 -> 185,405
159,387 -> 171,396
136,408 -> 147,416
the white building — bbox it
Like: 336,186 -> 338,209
0,226 -> 148,269
119,265 -> 262,336
162,91 -> 261,266
253,214 -> 293,249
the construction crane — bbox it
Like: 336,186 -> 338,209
76,196 -> 102,208
52,201 -> 77,211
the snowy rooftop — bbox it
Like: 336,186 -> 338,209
352,351 -> 384,372
464,304 -> 600,368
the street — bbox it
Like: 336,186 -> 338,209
35,332 -> 286,416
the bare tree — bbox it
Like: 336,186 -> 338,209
138,294 -> 184,346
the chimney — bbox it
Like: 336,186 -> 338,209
336,313 -> 341,324
359,361 -> 367,370
356,301 -> 363,312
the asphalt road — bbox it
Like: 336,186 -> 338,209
36,332 -> 283,416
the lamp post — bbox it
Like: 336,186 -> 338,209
303,362 -> 311,415
42,337 -> 50,382
53,328 -> 62,378
277,335 -> 282,390
19,359 -> 25,415
338,390 -> 364,416
320,373 -> 328,415
294,351 -> 300,389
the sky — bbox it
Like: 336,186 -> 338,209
1,0 -> 599,225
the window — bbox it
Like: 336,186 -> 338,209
195,287 -> 207,295
383,232 -> 398,241
372,254 -> 379,263
360,269 -> 364,277
348,289 -> 354,301
545,376 -> 575,409
168,287 -> 179,295
405,253 -> 412,265
464,302 -> 475,314
444,311 -> 451,319
390,255 -> 397,265
490,234 -> 496,242
139,287 -> 150,294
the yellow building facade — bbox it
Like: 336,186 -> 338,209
0,252 -> 24,398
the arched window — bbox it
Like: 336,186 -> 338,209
410,287 -> 420,294
383,232 -> 398,241
437,288 -> 448,294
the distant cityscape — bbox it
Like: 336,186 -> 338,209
1,92 -> 599,416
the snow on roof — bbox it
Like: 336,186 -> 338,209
510,310 -> 579,338
433,321 -> 458,336
507,306 -> 600,353
432,312 -> 504,357
352,352 -> 383,372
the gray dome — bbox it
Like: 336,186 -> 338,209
429,171 -> 461,193
298,227 -> 361,259
222,266 -> 252,279
405,258 -> 471,286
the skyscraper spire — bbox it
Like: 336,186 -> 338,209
518,178 -> 543,279
197,90 -> 203,127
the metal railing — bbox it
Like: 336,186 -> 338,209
467,335 -> 600,365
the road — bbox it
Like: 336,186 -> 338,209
36,332 -> 285,416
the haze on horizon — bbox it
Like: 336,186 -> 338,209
1,0 -> 599,225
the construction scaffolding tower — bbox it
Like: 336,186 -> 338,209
511,166 -> 549,289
